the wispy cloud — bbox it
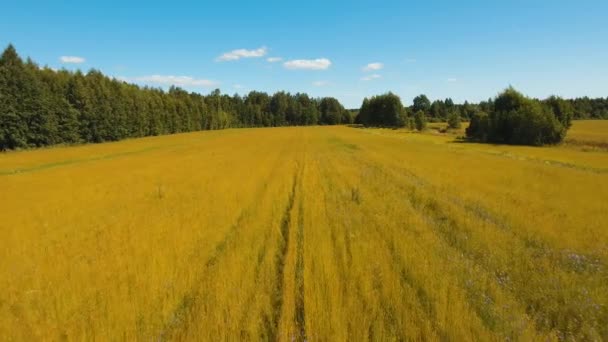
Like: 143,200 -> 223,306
233,84 -> 244,89
361,74 -> 381,81
312,80 -> 329,87
283,58 -> 331,70
404,58 -> 417,63
362,62 -> 383,71
447,78 -> 457,83
60,56 -> 85,64
216,47 -> 267,61
266,57 -> 283,63
121,75 -> 218,87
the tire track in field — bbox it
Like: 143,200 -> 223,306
341,148 -> 523,334
330,149 -> 506,340
349,141 -> 607,338
359,138 -> 607,275
267,166 -> 299,341
157,142 -> 293,341
156,200 -> 257,341
266,156 -> 307,342
351,153 -> 507,337
294,180 -> 306,341
315,147 -> 444,340
319,168 -> 374,339
237,229 -> 272,339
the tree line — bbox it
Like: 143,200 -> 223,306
356,88 -> 606,145
2,44 -> 606,150
0,45 -> 353,150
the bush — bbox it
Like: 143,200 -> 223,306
407,117 -> 416,130
414,111 -> 427,131
466,110 -> 489,141
466,87 -> 569,146
447,111 -> 461,129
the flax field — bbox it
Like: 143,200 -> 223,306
1,121 -> 607,341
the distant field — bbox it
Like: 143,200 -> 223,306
565,120 -> 608,150
1,121 -> 607,340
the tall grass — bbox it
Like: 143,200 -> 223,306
0,122 -> 606,340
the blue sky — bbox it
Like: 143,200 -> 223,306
1,0 -> 607,108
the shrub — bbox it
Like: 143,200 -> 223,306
447,111 -> 461,129
407,117 -> 416,130
414,111 -> 427,131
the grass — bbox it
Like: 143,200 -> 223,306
564,120 -> 608,151
1,121 -> 607,340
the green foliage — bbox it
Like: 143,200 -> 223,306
341,109 -> 356,124
319,97 -> 345,125
428,98 -> 455,120
568,96 -> 608,119
407,117 -> 416,130
466,87 -> 569,145
0,106 -> 27,150
2,44 -> 606,151
412,94 -> 431,113
466,111 -> 490,141
0,45 -> 348,150
358,92 -> 405,127
414,110 -> 427,131
545,95 -> 573,128
447,110 -> 461,129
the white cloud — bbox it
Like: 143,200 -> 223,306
362,62 -> 383,71
283,58 -> 331,70
447,78 -> 457,83
267,57 -> 283,63
122,75 -> 218,87
404,58 -> 417,63
312,81 -> 329,87
233,84 -> 244,89
60,56 -> 85,64
216,47 -> 267,61
361,74 -> 381,81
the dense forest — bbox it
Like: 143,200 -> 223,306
1,44 -> 607,150
0,45 -> 352,150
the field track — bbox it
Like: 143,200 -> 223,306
1,123 -> 607,340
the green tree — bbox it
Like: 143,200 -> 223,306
357,92 -> 405,127
0,45 -> 29,149
429,100 -> 445,119
447,110 -> 461,129
467,87 -> 568,145
412,94 -> 431,113
465,110 -> 489,140
270,91 -> 289,126
319,97 -> 343,125
545,96 -> 573,129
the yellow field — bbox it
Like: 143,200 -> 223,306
564,120 -> 608,150
1,121 -> 607,341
